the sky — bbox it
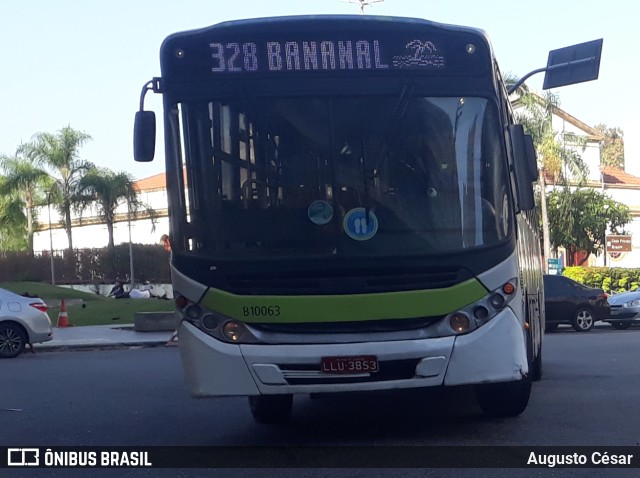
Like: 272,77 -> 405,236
1,0 -> 637,181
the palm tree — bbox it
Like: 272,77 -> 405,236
0,177 -> 28,251
510,85 -> 589,267
75,166 -> 155,251
19,126 -> 92,251
0,155 -> 52,256
515,90 -> 588,184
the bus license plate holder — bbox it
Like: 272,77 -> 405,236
321,355 -> 379,374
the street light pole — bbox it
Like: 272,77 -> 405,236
128,198 -> 135,288
341,0 -> 384,14
47,192 -> 55,285
603,204 -> 609,268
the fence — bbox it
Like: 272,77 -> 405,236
0,244 -> 171,284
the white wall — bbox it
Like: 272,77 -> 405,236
33,188 -> 170,252
33,217 -> 170,252
551,115 -> 601,182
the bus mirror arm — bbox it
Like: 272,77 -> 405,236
507,67 -> 546,95
134,78 -> 161,162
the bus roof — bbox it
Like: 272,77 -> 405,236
162,15 -> 489,40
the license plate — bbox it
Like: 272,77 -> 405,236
321,355 -> 379,374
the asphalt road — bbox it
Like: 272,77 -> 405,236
3,325 -> 640,477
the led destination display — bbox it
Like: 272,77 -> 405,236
208,39 -> 446,73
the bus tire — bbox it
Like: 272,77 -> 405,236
526,327 -> 542,382
531,345 -> 542,381
475,378 -> 531,418
248,394 -> 293,423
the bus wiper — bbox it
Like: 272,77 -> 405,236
373,82 -> 415,174
391,83 -> 415,123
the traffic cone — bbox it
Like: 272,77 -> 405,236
57,298 -> 70,328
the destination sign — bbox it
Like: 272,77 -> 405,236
207,39 -> 446,74
160,21 -> 492,85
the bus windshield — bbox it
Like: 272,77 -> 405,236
173,94 -> 511,259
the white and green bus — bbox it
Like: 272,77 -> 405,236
134,15 -> 601,422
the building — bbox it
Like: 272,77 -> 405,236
510,91 -> 640,269
546,105 -> 640,268
33,171 -> 170,253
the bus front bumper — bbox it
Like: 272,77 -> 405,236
178,309 -> 528,397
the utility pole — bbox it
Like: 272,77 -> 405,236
341,0 -> 385,14
127,198 -> 135,289
47,190 -> 56,285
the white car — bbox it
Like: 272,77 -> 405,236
0,287 -> 53,358
606,290 -> 640,330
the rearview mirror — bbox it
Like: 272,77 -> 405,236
134,111 -> 156,162
543,39 -> 603,90
508,125 -> 536,211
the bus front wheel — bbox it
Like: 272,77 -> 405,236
248,394 -> 293,423
475,378 -> 531,418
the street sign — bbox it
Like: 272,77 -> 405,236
547,258 -> 562,275
606,235 -> 632,252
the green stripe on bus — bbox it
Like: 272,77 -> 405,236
200,279 -> 488,323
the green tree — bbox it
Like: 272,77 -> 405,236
547,188 -> 631,265
19,126 -> 92,252
75,166 -> 156,251
0,154 -> 52,256
595,123 -> 624,168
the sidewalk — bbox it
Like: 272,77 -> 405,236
33,325 -> 177,351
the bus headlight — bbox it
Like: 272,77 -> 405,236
489,293 -> 506,309
175,292 -> 260,344
438,278 -> 518,336
201,313 -> 219,331
184,304 -> 203,320
223,321 -> 245,342
473,306 -> 489,321
449,313 -> 471,333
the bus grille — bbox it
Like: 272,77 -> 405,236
221,266 -> 469,295
250,316 -> 442,335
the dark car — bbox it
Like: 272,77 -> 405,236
543,274 -> 610,332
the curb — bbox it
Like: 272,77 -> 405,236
32,341 -> 169,353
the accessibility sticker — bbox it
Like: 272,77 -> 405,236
307,200 -> 333,225
343,208 -> 378,241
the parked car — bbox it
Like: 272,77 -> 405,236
0,287 -> 53,358
543,274 -> 610,332
604,290 -> 640,330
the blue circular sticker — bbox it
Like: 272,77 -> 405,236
343,208 -> 378,241
307,200 -> 334,225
